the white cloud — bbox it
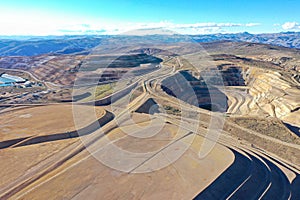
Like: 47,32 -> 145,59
56,21 -> 260,35
0,9 -> 260,36
282,22 -> 300,30
245,23 -> 261,27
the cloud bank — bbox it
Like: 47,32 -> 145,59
58,22 -> 261,35
282,22 -> 300,30
0,10 -> 261,35
0,11 -> 260,36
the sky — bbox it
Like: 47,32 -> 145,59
0,0 -> 299,35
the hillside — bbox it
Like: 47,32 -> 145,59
1,32 -> 300,57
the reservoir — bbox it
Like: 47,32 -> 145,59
0,74 -> 25,87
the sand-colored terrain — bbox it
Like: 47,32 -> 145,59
0,105 -> 106,142
3,113 -> 234,200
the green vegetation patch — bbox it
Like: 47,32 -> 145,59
163,105 -> 181,116
83,83 -> 116,101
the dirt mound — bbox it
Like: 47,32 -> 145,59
135,98 -> 159,114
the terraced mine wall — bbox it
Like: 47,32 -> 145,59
78,64 -> 159,84
213,64 -> 300,130
81,54 -> 162,71
162,66 -> 299,128
225,66 -> 300,126
208,64 -> 299,119
161,71 -> 228,112
246,69 -> 300,118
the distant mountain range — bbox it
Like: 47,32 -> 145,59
0,37 -> 103,56
0,32 -> 300,56
191,32 -> 300,49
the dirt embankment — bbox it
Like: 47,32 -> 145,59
0,105 -> 114,149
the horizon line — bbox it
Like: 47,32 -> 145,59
0,30 -> 299,38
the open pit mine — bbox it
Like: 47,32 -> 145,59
0,36 -> 299,200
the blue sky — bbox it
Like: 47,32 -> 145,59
0,0 -> 299,35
